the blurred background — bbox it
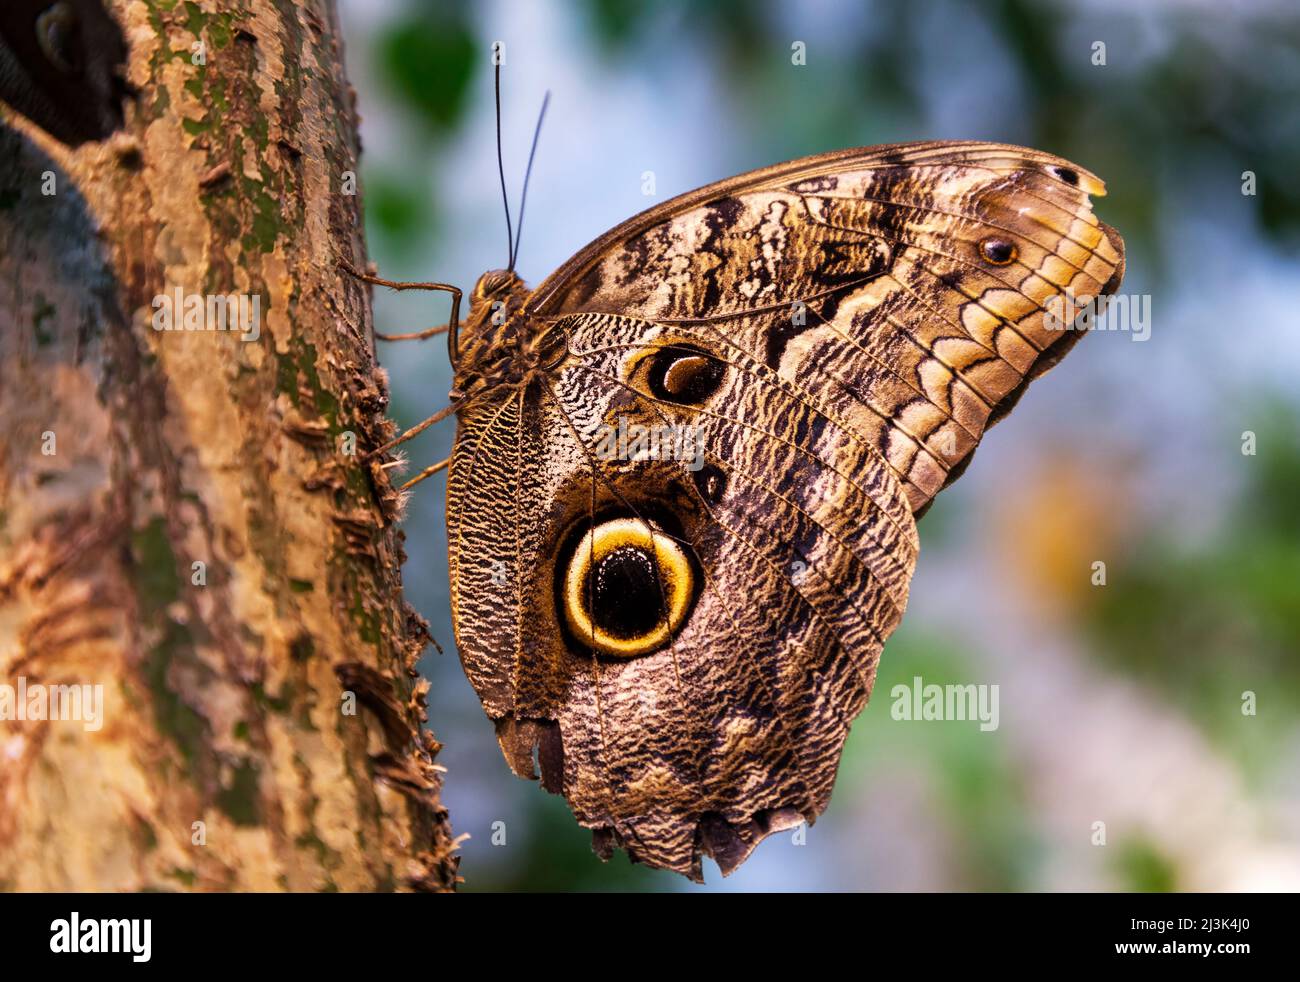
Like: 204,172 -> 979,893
336,0 -> 1300,891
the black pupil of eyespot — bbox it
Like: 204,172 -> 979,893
586,545 -> 664,640
693,463 -> 726,504
983,239 -> 1014,263
648,346 -> 724,403
1054,167 -> 1079,186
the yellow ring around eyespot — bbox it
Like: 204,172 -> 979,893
563,518 -> 693,658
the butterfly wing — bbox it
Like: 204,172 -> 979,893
447,141 -> 1124,879
531,140 -> 1125,513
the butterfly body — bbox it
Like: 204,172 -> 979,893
451,270 -> 563,400
443,141 -> 1124,880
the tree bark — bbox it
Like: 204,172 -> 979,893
0,0 -> 457,891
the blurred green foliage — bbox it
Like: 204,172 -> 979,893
1085,404 -> 1300,778
377,0 -> 478,133
460,793 -> 682,892
364,168 -> 435,249
1115,837 -> 1180,893
842,627 -> 1042,891
584,0 -> 767,67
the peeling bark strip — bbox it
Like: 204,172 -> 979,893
0,1 -> 457,891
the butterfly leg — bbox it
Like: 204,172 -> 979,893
365,403 -> 460,460
375,323 -> 449,342
338,258 -> 463,359
394,456 -> 451,492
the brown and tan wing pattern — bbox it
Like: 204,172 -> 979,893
446,141 -> 1124,879
530,140 -> 1125,513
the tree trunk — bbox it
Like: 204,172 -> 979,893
0,0 -> 457,891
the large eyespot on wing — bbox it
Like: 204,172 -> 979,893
557,515 -> 699,659
528,140 -> 1125,515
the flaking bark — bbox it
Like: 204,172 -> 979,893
0,0 -> 456,891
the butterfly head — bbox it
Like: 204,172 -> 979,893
456,269 -> 564,394
471,268 -> 523,303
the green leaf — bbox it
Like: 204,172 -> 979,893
378,5 -> 479,133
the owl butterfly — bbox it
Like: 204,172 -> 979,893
0,0 -> 128,147
354,137 -> 1124,881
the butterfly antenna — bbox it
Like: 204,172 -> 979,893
510,90 -> 551,272
495,63 -> 514,269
